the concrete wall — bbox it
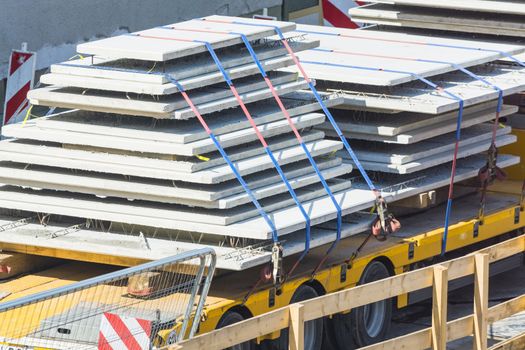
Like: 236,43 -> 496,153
0,0 -> 282,79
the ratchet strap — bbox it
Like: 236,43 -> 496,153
134,32 -> 315,286
201,18 -> 399,243
171,24 -> 345,276
311,47 -> 507,252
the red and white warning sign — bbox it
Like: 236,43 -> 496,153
98,312 -> 152,350
3,49 -> 36,126
322,0 -> 364,28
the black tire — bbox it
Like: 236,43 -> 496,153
332,312 -> 356,349
351,261 -> 392,347
324,313 -> 355,350
216,310 -> 255,350
263,285 -> 323,350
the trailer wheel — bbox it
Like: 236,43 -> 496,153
262,284 -> 323,350
217,310 -> 255,350
351,260 -> 392,347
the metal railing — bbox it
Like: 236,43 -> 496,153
0,247 -> 216,349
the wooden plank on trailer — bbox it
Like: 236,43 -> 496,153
289,304 -> 305,350
431,265 -> 448,350
0,253 -> 58,281
473,253 -> 489,350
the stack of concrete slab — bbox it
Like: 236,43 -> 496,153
0,17 -> 522,271
281,24 -> 521,176
0,16 -> 365,270
349,0 -> 525,37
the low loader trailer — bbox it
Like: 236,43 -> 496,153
0,15 -> 524,350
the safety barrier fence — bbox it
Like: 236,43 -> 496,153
0,247 -> 216,350
170,235 -> 525,350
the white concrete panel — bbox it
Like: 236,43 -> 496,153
295,23 -> 522,54
52,36 -> 318,84
330,65 -> 525,114
322,105 -> 518,143
344,134 -> 516,174
0,155 -> 516,239
349,4 -> 525,37
0,136 -> 340,184
0,160 -> 351,209
77,16 -> 296,61
33,93 -> 341,144
41,56 -> 294,95
325,101 -> 497,137
362,0 -> 525,15
4,113 -> 325,156
28,71 -> 297,116
351,124 -> 511,164
283,23 -> 525,86
28,78 -> 308,119
0,179 -> 351,226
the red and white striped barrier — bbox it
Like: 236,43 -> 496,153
322,0 -> 364,28
3,49 -> 36,126
98,312 -> 152,350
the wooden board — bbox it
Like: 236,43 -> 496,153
0,253 -> 58,281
